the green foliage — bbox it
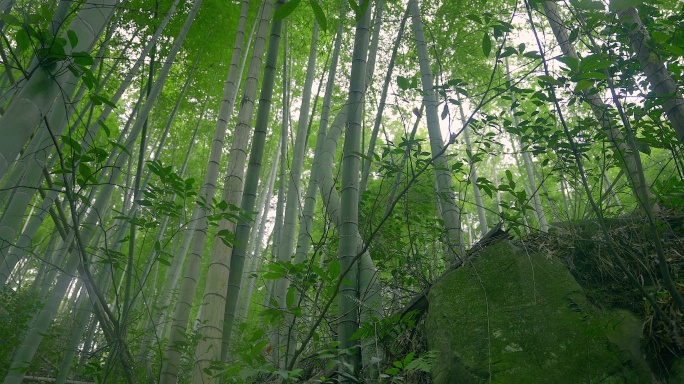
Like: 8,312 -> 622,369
4,0 -> 684,381
381,350 -> 437,382
0,289 -> 41,375
274,0 -> 302,21
215,325 -> 304,383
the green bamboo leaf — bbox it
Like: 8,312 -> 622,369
310,1 -> 327,32
347,0 -> 361,15
352,151 -> 373,162
81,68 -> 98,90
482,32 -> 491,58
109,140 -> 131,157
98,119 -> 111,138
348,0 -> 370,21
263,272 -> 286,279
90,94 -> 116,109
274,0 -> 302,20
136,199 -> 153,207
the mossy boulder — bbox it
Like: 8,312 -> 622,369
424,240 -> 651,383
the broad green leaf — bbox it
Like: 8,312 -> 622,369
537,75 -> 563,86
62,135 -> 82,154
482,32 -> 491,58
570,0 -> 605,10
286,286 -> 294,308
664,44 -> 684,56
579,71 -> 607,80
523,51 -> 541,59
579,54 -> 612,71
516,190 -> 527,203
78,163 -> 93,184
574,79 -> 594,93
385,367 -> 400,375
466,14 -> 482,24
410,76 -> 418,89
634,138 -> 651,155
16,28 -> 30,51
501,46 -> 517,58
556,56 -> 579,71
505,169 -> 513,184
247,328 -> 265,342
274,0 -> 302,20
397,75 -> 409,90
492,25 -> 503,38
310,1 -> 327,32
67,30 -> 78,48
329,260 -> 341,280
66,64 -> 81,78
403,351 -> 415,365
51,39 -> 67,53
0,13 -> 21,26
609,0 -> 644,12
73,51 -> 94,66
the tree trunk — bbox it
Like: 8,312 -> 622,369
188,0 -> 254,381
456,95 -> 488,235
220,0 -> 285,360
616,6 -> 684,143
0,0 -> 118,180
541,1 -> 655,213
409,0 -> 464,264
271,16 -> 318,368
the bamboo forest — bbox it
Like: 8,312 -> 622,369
1,0 -> 684,382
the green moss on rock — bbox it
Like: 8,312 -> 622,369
424,241 -> 651,383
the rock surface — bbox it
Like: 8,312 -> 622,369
424,240 -> 651,383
